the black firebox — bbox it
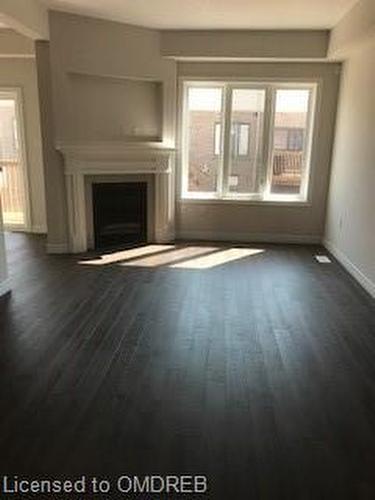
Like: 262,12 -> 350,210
92,182 -> 147,250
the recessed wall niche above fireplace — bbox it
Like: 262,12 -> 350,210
92,182 -> 147,250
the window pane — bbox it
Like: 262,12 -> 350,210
274,128 -> 288,150
238,124 -> 250,156
228,89 -> 265,194
186,87 -> 223,193
214,123 -> 221,156
270,89 -> 310,195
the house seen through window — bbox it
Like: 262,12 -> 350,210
214,122 -> 251,157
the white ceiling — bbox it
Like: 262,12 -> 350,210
41,0 -> 358,30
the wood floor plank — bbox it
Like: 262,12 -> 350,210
0,233 -> 374,499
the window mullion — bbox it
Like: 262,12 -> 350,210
181,83 -> 190,197
300,88 -> 316,200
262,85 -> 276,197
215,88 -> 225,197
221,85 -> 233,197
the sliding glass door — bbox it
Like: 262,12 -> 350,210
0,89 -> 29,229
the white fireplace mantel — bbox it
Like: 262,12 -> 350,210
56,141 -> 176,253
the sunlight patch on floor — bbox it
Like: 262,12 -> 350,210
169,248 -> 265,269
78,244 -> 175,265
120,246 -> 219,267
78,244 -> 265,269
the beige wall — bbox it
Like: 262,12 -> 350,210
0,0 -> 49,40
0,57 -> 47,233
43,11 -> 177,251
49,11 -> 176,145
66,74 -> 162,142
329,0 -> 375,58
0,29 -> 34,56
176,62 -> 341,242
35,41 -> 67,250
161,30 -> 329,60
324,39 -> 375,297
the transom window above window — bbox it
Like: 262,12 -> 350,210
181,82 -> 317,202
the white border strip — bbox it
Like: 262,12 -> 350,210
324,239 -> 375,299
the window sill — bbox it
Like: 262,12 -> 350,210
179,194 -> 311,207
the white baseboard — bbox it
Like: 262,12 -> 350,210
0,278 -> 11,297
47,242 -> 69,254
4,225 -> 47,234
4,225 -> 27,233
31,224 -> 47,234
177,230 -> 322,245
324,239 -> 375,299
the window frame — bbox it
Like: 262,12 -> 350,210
180,79 -> 318,204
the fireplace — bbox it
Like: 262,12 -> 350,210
93,182 -> 147,250
57,142 -> 175,253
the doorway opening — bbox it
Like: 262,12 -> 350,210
0,89 -> 29,230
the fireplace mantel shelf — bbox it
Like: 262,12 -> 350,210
56,141 -> 176,175
57,141 -> 176,253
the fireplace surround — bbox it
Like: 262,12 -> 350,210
57,142 -> 175,253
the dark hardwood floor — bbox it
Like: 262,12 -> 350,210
0,233 -> 374,499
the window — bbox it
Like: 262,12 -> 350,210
184,86 -> 223,194
269,89 -> 312,195
181,82 -> 316,201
